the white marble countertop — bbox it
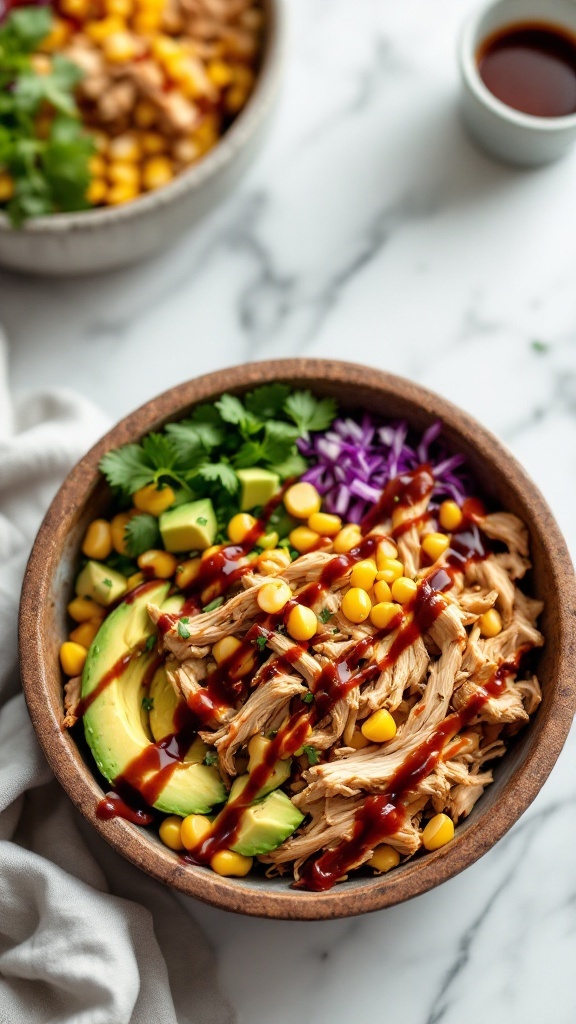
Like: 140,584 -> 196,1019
2,0 -> 576,1020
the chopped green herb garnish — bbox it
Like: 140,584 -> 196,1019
303,745 -> 320,766
332,628 -> 339,634
196,516 -> 208,525
177,621 -> 191,639
141,696 -> 154,711
202,597 -> 224,613
302,692 -> 314,704
145,635 -> 156,652
103,578 -> 112,588
204,751 -> 218,766
180,616 -> 190,624
284,391 -> 337,439
255,635 -> 268,651
319,608 -> 333,624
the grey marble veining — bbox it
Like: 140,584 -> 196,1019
2,0 -> 576,1021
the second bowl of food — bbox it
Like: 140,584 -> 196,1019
0,0 -> 281,274
19,360 -> 576,919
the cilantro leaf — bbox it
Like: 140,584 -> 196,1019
303,745 -> 320,766
141,433 -> 178,473
177,621 -> 191,639
141,696 -> 154,711
232,440 -> 264,469
302,692 -> 314,704
215,394 -> 247,426
165,418 -> 223,463
195,462 -> 238,494
145,635 -> 156,652
124,513 -> 161,558
204,750 -> 218,766
202,597 -> 224,613
284,391 -> 337,438
319,608 -> 333,624
255,635 -> 268,651
271,451 -> 308,480
99,444 -> 156,495
245,384 -> 290,419
0,7 -> 52,54
261,420 -> 299,466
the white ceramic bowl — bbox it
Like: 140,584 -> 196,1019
0,0 -> 282,275
459,0 -> 576,165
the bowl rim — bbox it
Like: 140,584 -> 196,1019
0,0 -> 283,235
19,358 -> 576,920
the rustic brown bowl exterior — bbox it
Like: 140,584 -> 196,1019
19,360 -> 576,920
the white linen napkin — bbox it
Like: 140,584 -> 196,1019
0,330 -> 235,1024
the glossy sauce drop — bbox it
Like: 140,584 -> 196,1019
477,22 -> 576,117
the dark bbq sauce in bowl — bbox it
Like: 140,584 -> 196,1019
477,22 -> 576,117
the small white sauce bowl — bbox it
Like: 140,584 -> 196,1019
459,0 -> 576,165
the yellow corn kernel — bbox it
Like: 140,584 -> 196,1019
176,557 -> 201,589
376,538 -> 398,566
248,733 -> 271,769
348,728 -> 370,751
159,815 -> 184,851
202,544 -> 222,561
137,549 -> 177,579
370,601 -> 401,630
86,178 -> 107,205
257,531 -> 279,550
141,131 -> 167,156
194,115 -> 220,155
67,596 -> 106,623
287,605 -> 318,643
257,579 -> 291,614
103,30 -> 138,62
421,532 -> 450,562
181,813 -> 212,850
134,99 -> 158,129
350,558 -> 378,592
108,132 -> 141,162
126,571 -> 144,590
479,608 -> 502,638
225,85 -> 249,113
333,524 -> 362,554
439,500 -> 463,532
60,0 -> 91,17
257,548 -> 291,575
86,17 -> 126,43
361,708 -> 397,743
89,154 -> 106,177
210,849 -> 253,877
284,482 -> 321,519
69,619 -> 101,648
40,17 -> 71,52
0,173 -> 14,202
229,649 -> 256,679
289,526 -> 320,554
212,636 -> 242,664
228,513 -> 257,544
391,576 -> 418,605
422,812 -> 454,851
373,578 -> 392,603
368,844 -> 401,873
59,641 -> 87,677
142,155 -> 173,191
133,483 -> 175,516
107,183 -> 139,205
133,10 -> 162,33
110,512 -> 132,555
341,587 -> 372,624
108,162 -> 140,188
151,34 -> 180,62
82,519 -> 113,561
206,59 -> 233,86
376,557 -> 404,584
172,136 -> 199,165
308,511 -> 342,537
105,0 -> 133,16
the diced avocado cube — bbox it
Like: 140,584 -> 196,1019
230,789 -> 304,857
75,560 -> 127,606
159,498 -> 216,553
236,468 -> 280,512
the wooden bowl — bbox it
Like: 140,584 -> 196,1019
19,360 -> 576,920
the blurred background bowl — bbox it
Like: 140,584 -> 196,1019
0,0 -> 282,276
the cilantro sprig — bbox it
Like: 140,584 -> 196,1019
0,8 -> 95,226
99,386 -> 337,533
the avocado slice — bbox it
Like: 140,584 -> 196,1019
230,790 -> 304,857
76,560 -> 127,606
159,498 -> 216,553
147,665 -> 208,765
229,760 -> 292,802
81,582 -> 225,816
236,468 -> 280,512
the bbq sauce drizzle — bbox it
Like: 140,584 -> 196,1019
89,466 -> 497,884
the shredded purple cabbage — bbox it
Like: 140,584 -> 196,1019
298,416 -> 469,524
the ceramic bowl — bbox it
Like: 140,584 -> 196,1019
0,0 -> 282,276
19,359 -> 576,920
459,0 -> 576,165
